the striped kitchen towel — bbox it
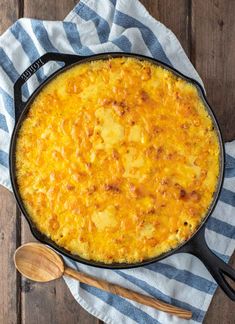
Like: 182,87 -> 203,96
0,0 -> 234,323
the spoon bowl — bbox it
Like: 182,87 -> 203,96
14,242 -> 64,282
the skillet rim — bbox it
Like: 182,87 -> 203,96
9,52 -> 225,269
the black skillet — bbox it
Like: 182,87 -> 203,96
9,52 -> 235,300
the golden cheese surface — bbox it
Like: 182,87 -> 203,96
16,57 -> 220,263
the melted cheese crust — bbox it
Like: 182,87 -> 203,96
16,57 -> 220,263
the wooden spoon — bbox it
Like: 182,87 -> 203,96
14,242 -> 192,319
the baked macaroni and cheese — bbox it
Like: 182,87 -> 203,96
16,57 -> 220,263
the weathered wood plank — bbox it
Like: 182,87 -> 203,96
140,0 -> 190,56
191,0 -> 235,322
23,0 -> 77,20
0,0 -> 18,34
0,1 -> 21,323
204,252 -> 235,324
0,187 -> 20,324
191,0 -> 235,142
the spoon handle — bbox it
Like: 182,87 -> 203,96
64,266 -> 192,319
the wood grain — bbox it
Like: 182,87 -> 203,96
204,252 -> 235,324
14,243 -> 65,282
23,0 -> 77,20
65,267 -> 192,319
140,0 -> 190,56
0,0 -> 18,34
189,0 -> 235,321
0,2 -> 21,324
0,187 -> 20,324
191,0 -> 235,141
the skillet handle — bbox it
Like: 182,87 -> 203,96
14,52 -> 82,121
179,227 -> 235,300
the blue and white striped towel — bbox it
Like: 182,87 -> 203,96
0,0 -> 234,323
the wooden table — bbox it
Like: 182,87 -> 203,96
0,1 -> 234,323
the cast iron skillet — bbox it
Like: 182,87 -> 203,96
10,52 -> 235,300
